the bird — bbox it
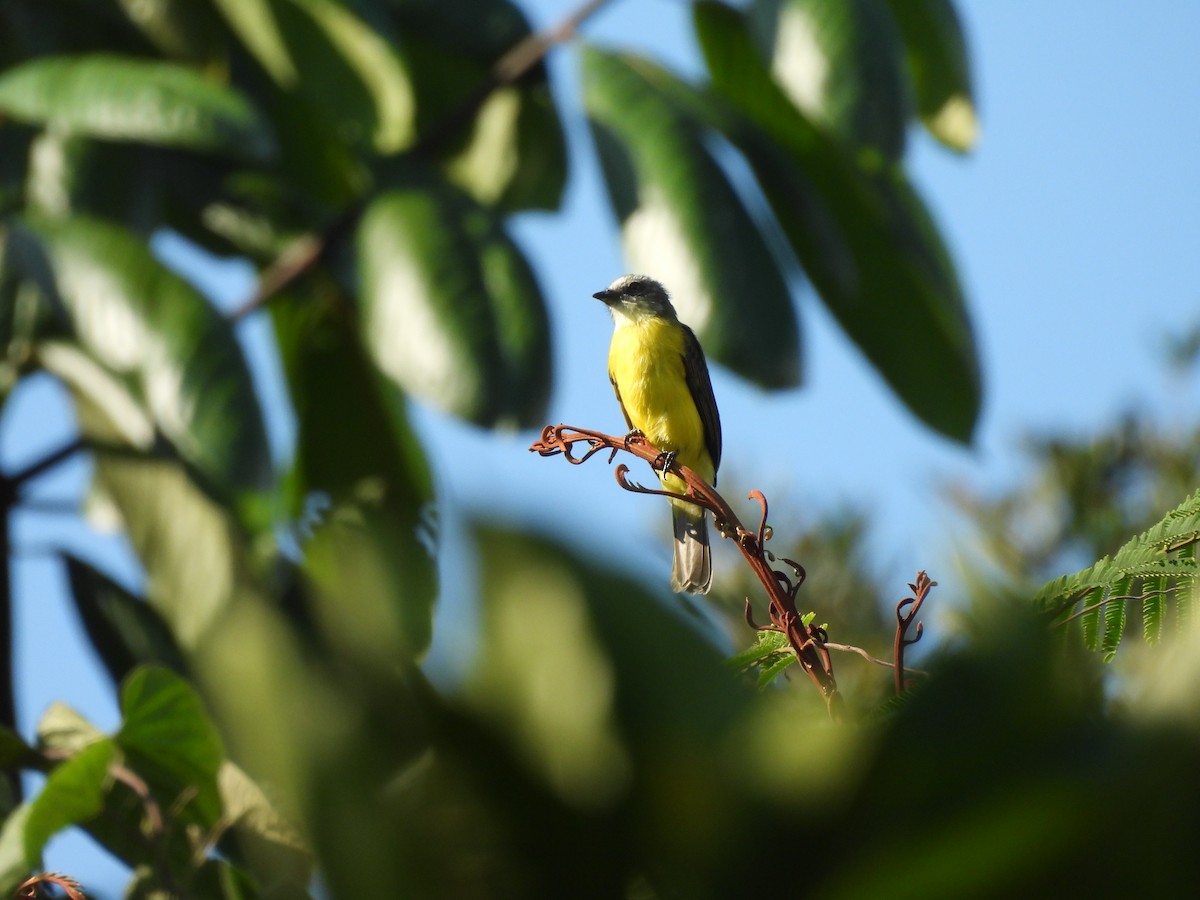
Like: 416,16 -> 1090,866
592,274 -> 722,594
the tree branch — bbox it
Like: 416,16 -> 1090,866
531,424 -> 844,718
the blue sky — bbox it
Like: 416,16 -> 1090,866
5,0 -> 1200,889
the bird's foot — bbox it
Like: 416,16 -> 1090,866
653,449 -> 677,473
623,428 -> 645,450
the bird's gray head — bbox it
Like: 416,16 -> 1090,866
592,274 -> 677,322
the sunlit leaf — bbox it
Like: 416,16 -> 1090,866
28,216 -> 272,508
24,739 -> 116,866
0,55 -> 274,161
0,805 -> 33,893
749,0 -> 911,159
63,554 -> 189,687
694,0 -> 980,439
582,47 -> 800,389
275,289 -> 437,662
42,339 -> 257,648
356,174 -> 551,427
211,0 -> 297,85
223,0 -> 415,154
218,762 -> 313,885
117,666 -> 225,826
884,0 -> 978,151
389,0 -> 567,211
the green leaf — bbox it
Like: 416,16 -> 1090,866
471,528 -> 752,810
42,339 -> 258,648
694,0 -> 980,439
220,0 -> 415,154
210,0 -> 297,85
0,728 -> 37,771
756,650 -> 798,688
1037,489 -> 1200,658
1141,573 -> 1165,645
1078,586 -> 1102,652
25,739 -> 117,866
0,805 -> 33,893
884,0 -> 978,152
1100,577 -> 1130,662
114,0 -> 229,65
36,703 -> 104,756
582,47 -> 800,388
62,554 -> 189,687
0,54 -> 274,161
218,762 -> 312,886
117,666 -> 225,827
389,0 -> 568,211
356,174 -> 552,427
275,288 -> 437,662
29,216 -> 273,510
749,0 -> 912,159
727,629 -> 791,670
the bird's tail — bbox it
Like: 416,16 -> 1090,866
670,500 -> 711,594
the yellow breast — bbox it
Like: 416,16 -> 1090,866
608,316 -> 713,482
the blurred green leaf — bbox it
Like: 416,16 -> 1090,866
114,0 -> 228,65
275,287 -> 438,662
389,0 -> 567,211
24,131 -> 160,230
885,0 -> 978,152
694,0 -> 980,440
749,0 -> 912,159
210,0 -> 296,85
356,174 -> 551,427
1100,576 -> 1130,662
224,0 -> 415,154
726,629 -> 790,671
0,805 -> 32,893
755,650 -> 799,687
36,703 -> 103,756
582,47 -> 800,389
42,338 -> 258,649
63,554 -> 189,687
117,666 -> 225,827
0,54 -> 274,161
29,216 -> 272,507
217,761 -> 313,888
0,728 -> 36,771
24,739 -> 116,868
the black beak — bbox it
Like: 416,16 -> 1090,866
592,289 -> 615,303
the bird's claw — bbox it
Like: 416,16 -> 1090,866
654,450 -> 677,473
623,428 -> 645,450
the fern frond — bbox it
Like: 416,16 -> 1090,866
1079,585 -> 1103,651
1142,574 -> 1165,645
1035,488 -> 1200,660
1101,577 -> 1130,661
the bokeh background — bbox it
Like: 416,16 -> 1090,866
4,0 -> 1199,890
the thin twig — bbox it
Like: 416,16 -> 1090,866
229,0 -> 615,323
822,640 -> 929,676
7,437 -> 85,488
893,572 -> 934,695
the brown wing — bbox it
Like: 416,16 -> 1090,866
609,372 -> 635,432
680,325 -> 722,481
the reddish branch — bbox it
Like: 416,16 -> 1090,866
531,424 -> 845,718
15,872 -> 86,899
894,571 -> 934,694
